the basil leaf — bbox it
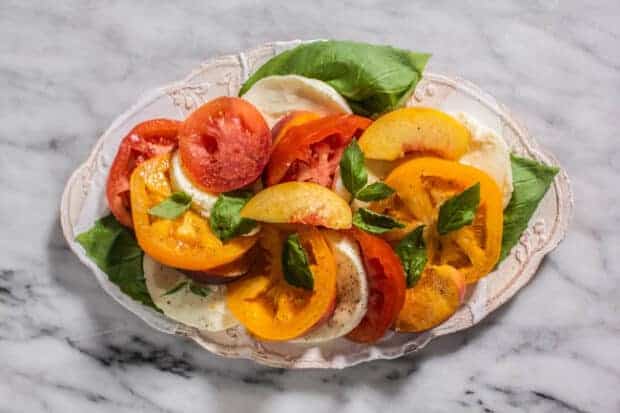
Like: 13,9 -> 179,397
210,191 -> 257,242
353,208 -> 405,234
498,155 -> 559,262
282,233 -> 314,290
148,192 -> 192,220
162,281 -> 188,296
355,182 -> 395,202
189,282 -> 211,298
437,183 -> 481,235
239,40 -> 431,117
76,215 -> 158,310
339,140 -> 368,197
395,226 -> 428,288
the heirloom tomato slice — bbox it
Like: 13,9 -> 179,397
226,225 -> 337,341
265,114 -> 372,187
178,97 -> 271,192
106,119 -> 181,227
129,154 -> 257,270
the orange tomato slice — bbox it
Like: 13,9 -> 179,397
375,157 -> 503,284
129,154 -> 257,270
226,225 -> 337,341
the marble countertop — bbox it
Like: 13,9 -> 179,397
1,1 -> 618,412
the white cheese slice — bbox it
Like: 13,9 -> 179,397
144,255 -> 238,332
242,75 -> 352,127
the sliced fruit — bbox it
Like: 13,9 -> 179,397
242,75 -> 352,127
394,265 -> 465,332
130,154 -> 257,270
455,112 -> 513,208
143,255 -> 238,331
226,226 -> 337,341
265,114 -> 372,187
107,118 -> 181,227
346,228 -> 406,343
377,157 -> 503,283
178,97 -> 271,192
358,107 -> 470,161
294,231 -> 369,343
241,182 -> 352,229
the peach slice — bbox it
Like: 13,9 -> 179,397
358,107 -> 470,161
394,265 -> 466,333
240,182 -> 352,229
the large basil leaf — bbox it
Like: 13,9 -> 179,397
76,215 -> 158,310
499,155 -> 559,262
239,40 -> 431,117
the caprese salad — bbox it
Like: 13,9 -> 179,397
77,40 -> 558,343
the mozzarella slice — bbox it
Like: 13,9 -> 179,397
144,255 -> 238,331
242,75 -> 352,127
170,151 -> 218,218
455,112 -> 514,208
293,231 -> 368,343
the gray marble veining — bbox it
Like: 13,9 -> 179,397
1,1 -> 618,412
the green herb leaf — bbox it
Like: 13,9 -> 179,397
76,215 -> 158,310
355,182 -> 395,202
162,281 -> 189,297
282,233 -> 314,290
189,282 -> 211,298
353,208 -> 405,234
395,226 -> 428,288
239,40 -> 430,117
148,192 -> 192,220
437,183 -> 481,235
210,191 -> 258,242
498,155 -> 559,262
339,140 -> 368,197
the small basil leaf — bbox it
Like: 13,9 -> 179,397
148,191 -> 192,220
340,140 -> 368,197
76,215 -> 158,310
282,233 -> 314,290
395,226 -> 428,288
161,281 -> 189,297
437,183 -> 480,235
356,182 -> 395,202
210,191 -> 258,242
189,282 -> 211,298
353,208 -> 405,234
498,155 -> 559,262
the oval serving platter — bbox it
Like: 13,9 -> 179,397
60,40 -> 573,368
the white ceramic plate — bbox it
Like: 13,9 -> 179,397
60,40 -> 573,368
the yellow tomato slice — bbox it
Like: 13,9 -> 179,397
376,157 -> 503,284
130,154 -> 257,270
226,225 -> 337,341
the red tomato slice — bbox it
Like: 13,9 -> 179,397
178,97 -> 271,192
347,228 -> 407,343
106,118 -> 181,227
264,114 -> 372,187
